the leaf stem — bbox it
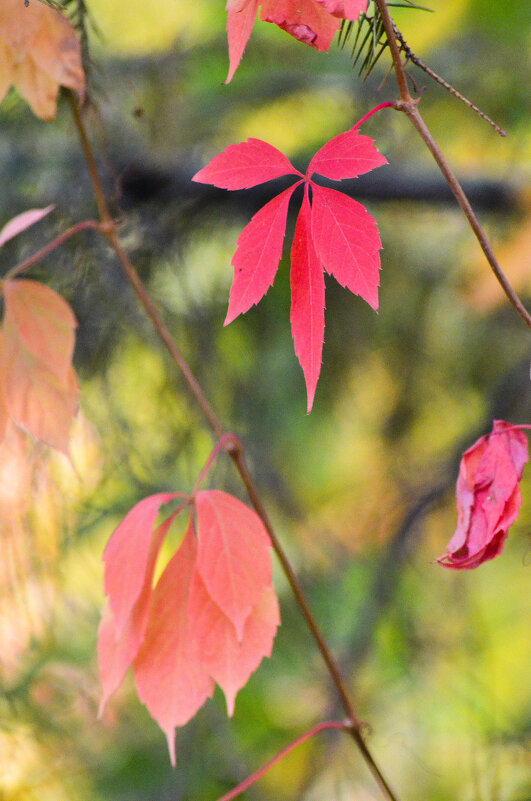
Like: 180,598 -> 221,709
5,220 -> 101,280
354,101 -> 396,128
214,720 -> 351,801
67,91 -> 400,801
374,0 -> 531,331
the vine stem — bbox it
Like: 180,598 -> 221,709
5,220 -> 101,280
67,93 -> 400,801
214,720 -> 351,801
374,0 -> 531,331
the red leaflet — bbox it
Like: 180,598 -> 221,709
307,128 -> 387,182
99,487 -> 278,762
192,138 -> 301,189
311,184 -> 381,310
313,0 -> 368,19
195,489 -> 272,639
226,0 -> 260,84
290,187 -> 325,413
226,183 -> 301,325
193,116 -> 387,410
439,421 -> 529,569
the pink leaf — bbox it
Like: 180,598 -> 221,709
103,493 -> 183,637
0,205 -> 54,248
189,573 -> 280,716
3,279 -> 77,384
310,183 -> 381,310
225,0 -> 260,83
260,0 -> 340,51
195,490 -> 272,640
439,421 -> 529,569
192,138 -> 300,189
307,128 -> 387,182
225,182 -> 301,324
313,0 -> 367,20
134,522 -> 215,765
98,513 -> 178,714
290,187 -> 325,413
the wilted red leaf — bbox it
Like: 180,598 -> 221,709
260,0 -> 340,51
439,420 -> 529,569
193,117 -> 386,410
0,205 -> 54,248
313,0 -> 367,19
188,572 -> 280,715
134,522 -> 215,765
195,490 -> 272,639
290,187 -> 325,413
0,0 -> 85,120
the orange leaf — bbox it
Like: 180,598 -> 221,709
195,490 -> 272,640
134,522 -> 215,765
189,571 -> 280,715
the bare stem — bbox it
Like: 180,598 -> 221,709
214,721 -> 351,801
374,0 -> 531,331
393,23 -> 506,137
6,220 -> 101,280
67,91 -> 400,801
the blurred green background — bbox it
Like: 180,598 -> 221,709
0,1 -> 530,799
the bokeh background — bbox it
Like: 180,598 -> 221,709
0,0 -> 530,799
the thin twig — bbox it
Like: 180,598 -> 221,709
393,23 -> 506,137
374,0 -> 531,331
214,721 -> 351,801
67,91 -> 400,801
5,220 -> 101,280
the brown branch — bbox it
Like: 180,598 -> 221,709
374,0 -> 531,331
67,91 -> 400,801
393,23 -> 506,137
5,220 -> 101,280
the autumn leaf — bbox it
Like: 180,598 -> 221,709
0,205 -> 54,248
225,0 -> 366,82
192,119 -> 387,411
438,420 -> 529,569
99,489 -> 279,762
0,0 -> 85,120
0,278 -> 80,454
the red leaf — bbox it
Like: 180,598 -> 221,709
98,513 -> 177,714
195,490 -> 272,640
313,0 -> 367,20
134,522 -> 214,765
225,0 -> 260,83
0,206 -> 54,247
310,183 -> 381,310
307,128 -> 387,182
290,187 -> 325,413
260,0 -> 340,51
439,420 -> 529,569
189,571 -> 279,715
225,182 -> 301,324
103,493 -> 183,637
192,138 -> 300,189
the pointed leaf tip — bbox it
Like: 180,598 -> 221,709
192,138 -> 300,190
